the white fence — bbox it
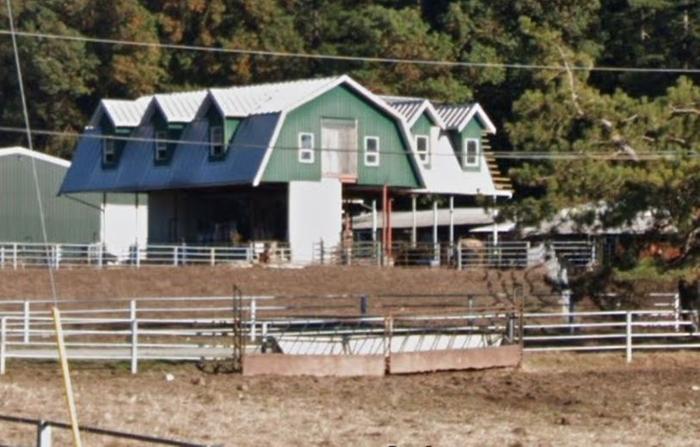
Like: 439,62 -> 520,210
0,242 -> 291,269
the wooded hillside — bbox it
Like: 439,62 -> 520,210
1,0 -> 699,260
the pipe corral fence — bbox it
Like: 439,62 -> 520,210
0,240 -> 595,270
0,291 -> 697,376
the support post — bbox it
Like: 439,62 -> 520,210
210,247 -> 215,266
36,421 -> 52,447
411,195 -> 417,248
0,317 -> 6,375
382,185 -> 388,260
250,297 -> 257,342
491,195 -> 499,246
449,196 -> 455,246
55,244 -> 61,270
13,243 -> 18,270
674,293 -> 680,332
371,199 -> 377,243
173,246 -> 178,266
432,200 -> 439,264
23,301 -> 30,343
131,319 -> 138,374
626,311 -> 633,363
97,244 -> 103,269
457,244 -> 463,270
360,295 -> 369,316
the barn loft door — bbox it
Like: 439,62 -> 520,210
321,118 -> 358,182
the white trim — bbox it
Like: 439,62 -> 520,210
457,104 -> 497,134
155,131 -> 168,161
0,146 -> 71,167
407,101 -> 446,129
364,136 -> 380,167
298,132 -> 315,164
209,125 -> 224,158
463,138 -> 480,168
415,135 -> 430,166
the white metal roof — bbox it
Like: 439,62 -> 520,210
154,90 -> 208,123
353,207 -> 494,230
0,146 -> 71,167
435,103 -> 496,134
209,77 -> 342,117
381,96 -> 446,129
98,96 -> 152,128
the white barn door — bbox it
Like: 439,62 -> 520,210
321,118 -> 358,180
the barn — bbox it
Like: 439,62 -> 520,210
0,147 -> 146,256
60,75 -> 510,263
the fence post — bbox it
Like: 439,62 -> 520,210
457,244 -> 463,270
626,311 -> 633,363
250,297 -> 257,342
13,243 -> 18,270
55,244 -> 62,270
360,295 -> 369,316
23,301 -> 30,344
1,317 -> 6,375
383,316 -> 393,370
0,246 -> 4,269
210,247 -> 216,266
131,318 -> 138,374
319,240 -> 324,265
674,293 -> 680,332
36,421 -> 52,447
97,244 -> 103,269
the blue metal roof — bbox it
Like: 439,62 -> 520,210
60,113 -> 281,193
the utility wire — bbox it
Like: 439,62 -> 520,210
4,0 -> 58,301
0,125 -> 696,161
2,29 -> 700,74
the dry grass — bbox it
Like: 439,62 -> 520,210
1,352 -> 699,446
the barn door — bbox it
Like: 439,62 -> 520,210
321,118 -> 358,181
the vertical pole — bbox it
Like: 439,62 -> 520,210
23,301 -> 30,344
492,195 -> 499,246
210,248 -> 215,266
387,197 -> 393,259
382,185 -> 388,260
51,307 -> 83,447
97,243 -> 103,269
626,311 -> 632,363
457,244 -> 463,270
449,196 -> 455,246
131,319 -> 138,374
360,295 -> 369,316
134,193 -> 139,250
37,421 -> 52,447
250,297 -> 257,342
674,293 -> 680,332
432,200 -> 438,264
13,243 -> 18,270
411,195 -> 417,248
0,246 -> 4,269
0,317 -> 6,375
173,246 -> 178,266
371,199 -> 377,243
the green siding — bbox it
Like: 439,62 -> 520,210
0,154 -> 100,243
261,85 -> 419,188
411,113 -> 436,136
225,118 -> 241,146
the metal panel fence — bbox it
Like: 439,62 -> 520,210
0,241 -> 291,269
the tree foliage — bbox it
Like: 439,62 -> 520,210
1,0 -> 699,260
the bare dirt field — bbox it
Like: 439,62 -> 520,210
1,352 -> 699,446
0,265 -> 553,300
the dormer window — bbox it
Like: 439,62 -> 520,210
103,138 -> 116,165
155,131 -> 168,162
463,138 -> 480,167
416,135 -> 430,166
210,126 -> 224,158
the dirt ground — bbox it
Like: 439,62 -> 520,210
1,352 -> 699,446
0,265 -> 554,300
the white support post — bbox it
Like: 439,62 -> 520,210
13,243 -> 18,270
23,301 -> 30,344
674,293 -> 680,332
626,312 -> 633,363
491,195 -> 499,246
0,246 -> 4,269
432,200 -> 439,264
37,421 -> 53,447
131,320 -> 138,374
129,300 -> 137,321
54,244 -> 61,270
210,247 -> 216,266
1,317 -> 6,375
457,245 -> 463,271
97,244 -> 103,269
449,196 -> 455,246
371,199 -> 378,243
411,195 -> 417,248
250,297 -> 257,342
173,246 -> 178,266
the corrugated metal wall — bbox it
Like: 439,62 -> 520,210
0,153 -> 102,243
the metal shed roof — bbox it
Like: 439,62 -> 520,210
381,96 -> 446,129
435,103 -> 496,134
153,90 -> 208,123
0,146 -> 70,167
96,97 -> 152,128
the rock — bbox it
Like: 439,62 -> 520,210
165,373 -> 175,382
191,377 -> 206,386
691,385 -> 699,392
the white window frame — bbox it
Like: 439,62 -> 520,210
364,136 -> 380,167
209,126 -> 224,158
102,138 -> 116,165
415,135 -> 430,166
463,138 -> 480,168
298,132 -> 315,164
155,130 -> 168,161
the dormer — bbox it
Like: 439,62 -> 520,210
435,103 -> 496,172
88,97 -> 150,168
197,90 -> 245,161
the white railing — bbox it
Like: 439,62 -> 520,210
0,242 -> 292,269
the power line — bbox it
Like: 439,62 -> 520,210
4,1 -> 58,301
0,125 -> 696,161
2,29 -> 700,75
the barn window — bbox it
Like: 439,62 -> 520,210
209,126 -> 224,158
103,138 -> 116,165
298,132 -> 315,164
364,136 -> 380,167
463,138 -> 480,167
416,135 -> 430,166
155,131 -> 168,161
